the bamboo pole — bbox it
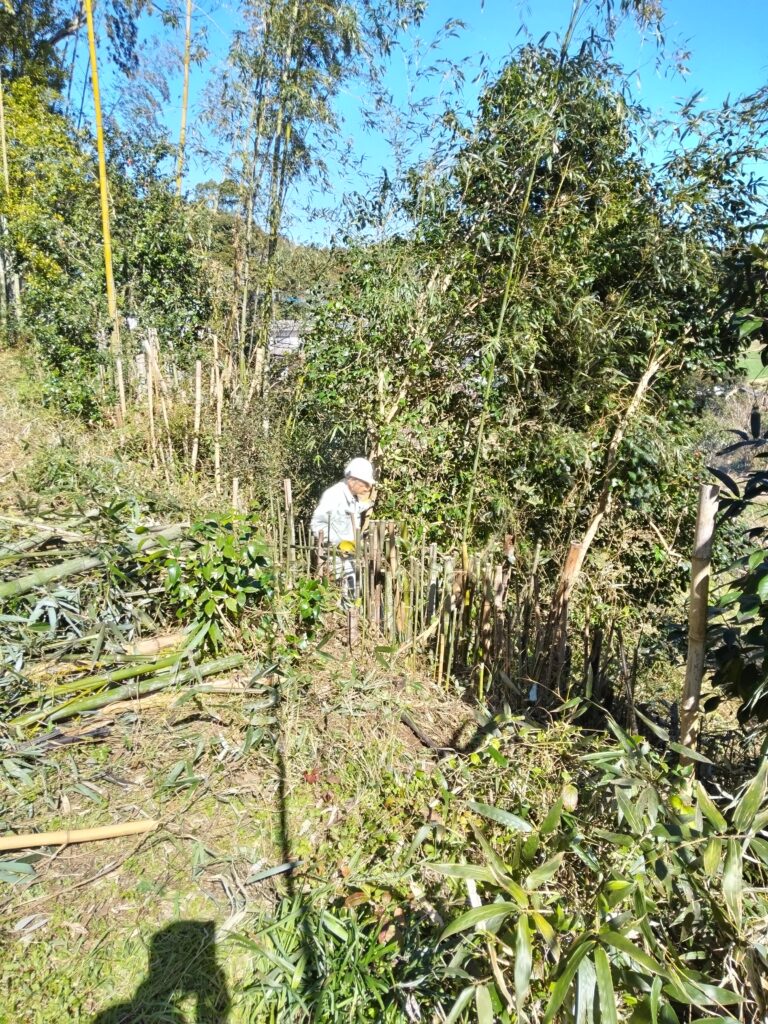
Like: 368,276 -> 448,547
283,478 -> 295,583
191,358 -> 202,470
146,349 -> 158,469
83,0 -> 121,366
115,356 -> 127,422
0,524 -> 186,601
0,819 -> 158,852
214,362 -> 223,494
175,0 -> 193,195
680,484 -> 719,760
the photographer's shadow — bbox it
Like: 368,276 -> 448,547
93,920 -> 230,1023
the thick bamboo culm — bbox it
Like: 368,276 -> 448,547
680,484 -> 719,760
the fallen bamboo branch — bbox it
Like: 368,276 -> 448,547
35,654 -> 245,726
12,651 -> 185,716
0,523 -> 186,602
0,818 -> 158,852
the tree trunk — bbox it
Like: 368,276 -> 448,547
680,483 -> 719,760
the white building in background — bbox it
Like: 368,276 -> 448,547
268,319 -> 302,356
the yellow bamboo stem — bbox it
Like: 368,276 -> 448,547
84,0 -> 121,362
0,819 -> 158,852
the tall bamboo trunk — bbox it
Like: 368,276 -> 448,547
0,70 -> 22,324
175,0 -> 193,195
84,0 -> 121,365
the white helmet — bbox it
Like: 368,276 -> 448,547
344,457 -> 376,486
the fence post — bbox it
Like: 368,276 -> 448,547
680,483 -> 719,762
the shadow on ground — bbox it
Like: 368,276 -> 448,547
92,919 -> 230,1023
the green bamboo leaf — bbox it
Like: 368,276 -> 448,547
540,796 -> 563,835
668,741 -> 713,764
749,835 -> 768,865
543,940 -> 595,1023
525,853 -> 564,890
599,931 -> 667,977
444,986 -> 474,1024
468,800 -> 532,832
650,975 -> 662,1024
722,839 -> 742,927
594,946 -> 617,1024
475,984 -> 494,1024
515,914 -> 533,1012
531,911 -> 555,945
430,863 -> 497,882
702,837 -> 722,875
732,758 -> 767,831
320,912 -> 348,942
0,859 -> 36,884
440,902 -> 519,940
696,783 -> 727,832
574,955 -> 596,1024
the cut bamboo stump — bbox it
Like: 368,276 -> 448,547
0,819 -> 158,852
680,483 -> 719,762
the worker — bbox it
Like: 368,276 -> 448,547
310,457 -> 376,602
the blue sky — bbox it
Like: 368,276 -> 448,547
85,0 -> 768,244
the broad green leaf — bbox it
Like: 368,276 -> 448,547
594,946 -> 618,1024
320,912 -> 348,942
444,986 -> 474,1024
696,783 -> 727,832
440,902 -> 519,940
430,863 -> 497,883
650,975 -> 662,1024
0,860 -> 35,884
616,788 -> 643,833
525,853 -> 564,890
543,939 -> 595,1023
600,931 -> 667,977
702,837 -> 722,875
531,911 -> 555,945
515,914 -> 533,1011
574,955 -> 596,1024
468,800 -> 532,833
733,758 -> 767,831
667,742 -> 713,764
722,839 -> 742,927
748,835 -> 768,865
540,796 -> 563,835
475,984 -> 494,1024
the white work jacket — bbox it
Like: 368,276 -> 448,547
310,480 -> 370,547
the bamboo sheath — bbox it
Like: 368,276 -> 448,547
0,819 -> 158,852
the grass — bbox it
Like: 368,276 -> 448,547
0,646 -> 471,1022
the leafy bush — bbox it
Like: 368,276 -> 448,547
143,512 -> 277,650
242,715 -> 768,1022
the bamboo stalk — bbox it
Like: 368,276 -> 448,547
191,358 -> 202,470
83,0 -> 121,363
214,362 -> 223,494
0,818 -> 158,852
175,0 -> 193,195
0,524 -> 186,601
115,356 -> 127,423
283,478 -> 295,584
146,347 -> 158,469
13,652 -> 185,718
232,477 -> 240,511
144,334 -> 174,467
680,484 -> 719,761
39,655 -> 244,726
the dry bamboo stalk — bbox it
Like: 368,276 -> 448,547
232,477 -> 239,511
191,358 -> 202,470
143,334 -> 174,467
0,818 -> 158,852
214,362 -> 223,494
680,484 -> 719,761
283,478 -> 295,583
115,356 -> 127,423
146,346 -> 158,469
